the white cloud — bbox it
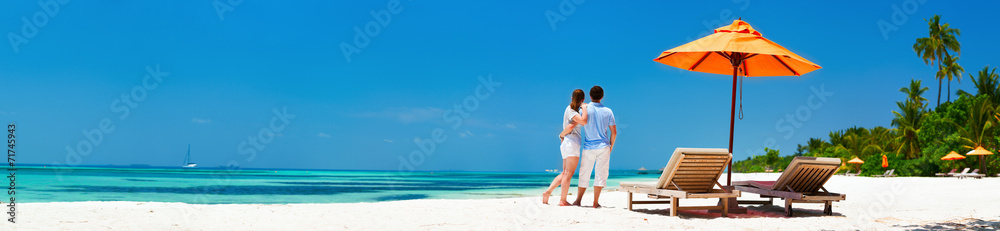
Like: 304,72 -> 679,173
458,130 -> 475,138
317,133 -> 331,138
192,118 -> 212,124
383,139 -> 394,143
505,123 -> 517,129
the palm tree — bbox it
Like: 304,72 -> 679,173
937,55 -> 964,102
957,97 -> 996,176
794,144 -> 806,156
893,80 -> 927,159
892,100 -> 925,159
900,79 -> 929,108
957,97 -> 996,150
840,127 -> 867,159
959,66 -> 1000,104
913,15 -> 961,107
827,131 -> 852,159
806,138 -> 828,156
866,126 -> 896,156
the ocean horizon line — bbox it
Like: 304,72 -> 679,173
5,163 -> 662,174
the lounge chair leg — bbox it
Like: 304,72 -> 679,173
627,192 -> 633,211
824,201 -> 833,215
784,200 -> 793,217
670,197 -> 678,217
721,198 -> 729,217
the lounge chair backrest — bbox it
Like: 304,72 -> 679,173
769,156 -> 841,193
882,170 -> 891,175
970,169 -> 980,174
959,168 -> 970,174
948,169 -> 957,174
889,169 -> 895,175
654,148 -> 731,193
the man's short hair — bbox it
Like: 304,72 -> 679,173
590,85 -> 604,101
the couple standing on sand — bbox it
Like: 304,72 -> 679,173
542,86 -> 617,207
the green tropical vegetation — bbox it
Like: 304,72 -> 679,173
734,14 -> 999,177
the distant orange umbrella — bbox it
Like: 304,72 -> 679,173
941,151 -> 966,161
967,146 -> 994,155
881,154 -> 889,168
847,157 -> 864,172
966,146 -> 994,176
654,19 -> 821,185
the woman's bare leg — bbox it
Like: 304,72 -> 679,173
559,157 -> 579,206
542,172 -> 563,204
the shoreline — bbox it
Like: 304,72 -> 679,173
4,176 -> 1000,230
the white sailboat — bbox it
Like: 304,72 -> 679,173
182,144 -> 197,168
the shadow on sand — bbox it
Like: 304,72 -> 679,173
894,218 -> 1000,230
628,204 -> 844,219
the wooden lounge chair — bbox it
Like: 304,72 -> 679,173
872,169 -> 895,177
619,148 -> 740,217
956,169 -> 984,179
935,169 -> 957,177
733,156 -> 846,216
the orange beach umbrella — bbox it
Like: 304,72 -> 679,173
966,146 -> 994,176
881,154 -> 889,168
967,146 -> 994,155
847,157 -> 864,172
940,151 -> 966,161
654,19 -> 821,185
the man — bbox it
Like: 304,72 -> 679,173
573,85 -> 616,208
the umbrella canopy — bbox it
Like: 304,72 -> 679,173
881,154 -> 889,168
653,19 -> 821,186
941,151 -> 966,160
967,146 -> 995,156
966,146 -> 994,177
847,157 -> 864,164
654,19 -> 822,77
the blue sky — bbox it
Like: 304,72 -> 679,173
2,1 -> 998,172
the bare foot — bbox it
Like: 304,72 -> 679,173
593,203 -> 602,208
542,193 -> 551,204
558,201 -> 571,206
571,201 -> 581,206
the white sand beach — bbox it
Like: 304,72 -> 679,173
5,174 -> 999,231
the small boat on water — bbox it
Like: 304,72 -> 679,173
636,167 -> 662,175
182,144 -> 197,169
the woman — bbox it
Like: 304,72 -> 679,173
542,89 -> 587,205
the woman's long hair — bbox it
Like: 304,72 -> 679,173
569,89 -> 585,112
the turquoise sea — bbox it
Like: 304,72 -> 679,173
7,166 -> 661,204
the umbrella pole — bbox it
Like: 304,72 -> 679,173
982,156 -> 987,176
727,63 -> 738,186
